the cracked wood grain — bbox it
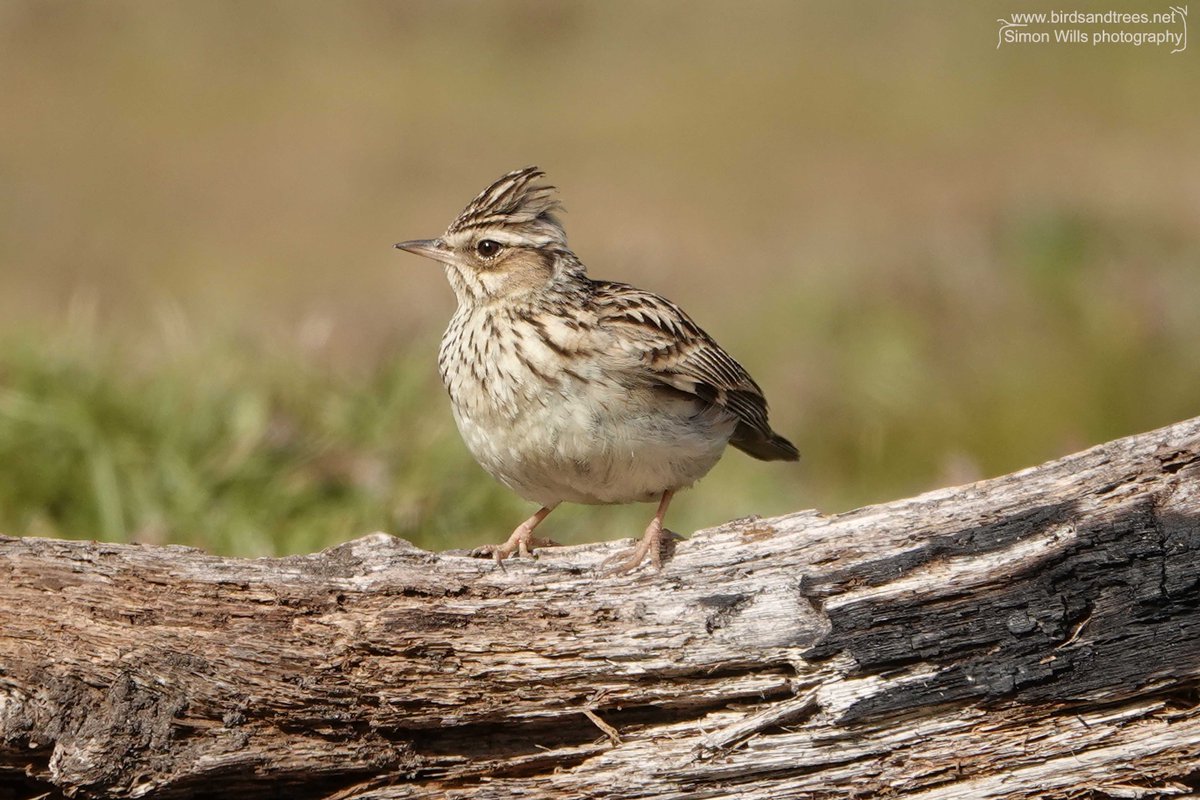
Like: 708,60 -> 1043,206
2,417 -> 1200,799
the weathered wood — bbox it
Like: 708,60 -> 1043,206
2,417 -> 1200,799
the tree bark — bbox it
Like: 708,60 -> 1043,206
2,417 -> 1200,799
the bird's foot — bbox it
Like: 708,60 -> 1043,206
471,527 -> 560,565
601,523 -> 683,576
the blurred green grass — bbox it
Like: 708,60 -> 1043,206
0,327 -> 536,556
0,1 -> 1197,555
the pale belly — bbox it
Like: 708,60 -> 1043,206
450,380 -> 736,507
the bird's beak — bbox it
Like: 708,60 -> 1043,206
393,238 -> 452,264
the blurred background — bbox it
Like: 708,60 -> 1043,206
1,1 -> 1197,556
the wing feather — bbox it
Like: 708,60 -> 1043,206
591,280 -> 773,437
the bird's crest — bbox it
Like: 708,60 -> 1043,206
446,166 -> 566,247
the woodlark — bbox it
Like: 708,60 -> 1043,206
395,167 -> 798,574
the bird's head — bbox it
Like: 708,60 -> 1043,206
395,166 -> 584,305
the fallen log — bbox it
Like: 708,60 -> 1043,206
2,417 -> 1199,799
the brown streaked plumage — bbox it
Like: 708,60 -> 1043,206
395,166 -> 797,574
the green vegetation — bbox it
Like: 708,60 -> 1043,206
0,332 -> 525,556
1,3 -> 1196,555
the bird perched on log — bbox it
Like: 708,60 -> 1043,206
395,167 -> 798,574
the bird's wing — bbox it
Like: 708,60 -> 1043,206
590,280 -> 774,439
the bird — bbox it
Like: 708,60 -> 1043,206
394,166 -> 798,574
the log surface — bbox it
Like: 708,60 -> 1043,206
2,418 -> 1200,799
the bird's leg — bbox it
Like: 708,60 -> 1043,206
471,504 -> 560,564
602,490 -> 683,576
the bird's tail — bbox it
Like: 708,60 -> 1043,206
730,425 -> 800,462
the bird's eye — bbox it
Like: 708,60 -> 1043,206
475,239 -> 501,258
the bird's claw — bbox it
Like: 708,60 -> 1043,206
471,533 -> 560,567
601,527 -> 683,576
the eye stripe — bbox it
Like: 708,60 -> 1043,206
471,230 -> 528,247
